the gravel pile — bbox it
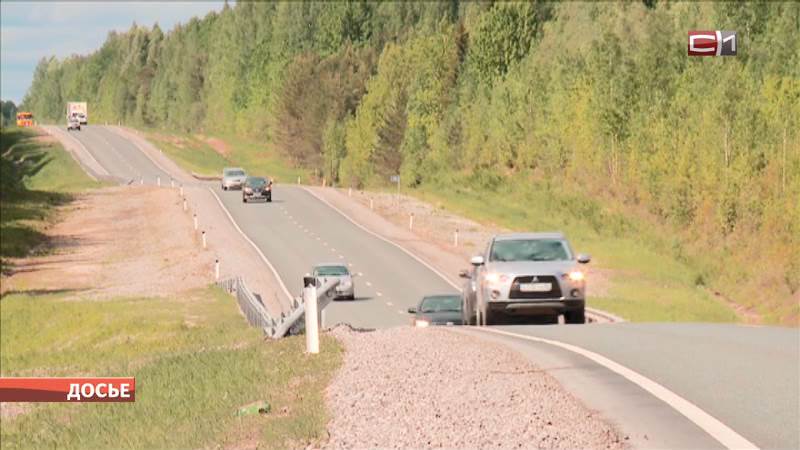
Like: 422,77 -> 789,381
320,326 -> 626,449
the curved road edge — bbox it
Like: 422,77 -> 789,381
459,327 -> 758,450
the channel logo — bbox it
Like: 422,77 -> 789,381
688,30 -> 737,56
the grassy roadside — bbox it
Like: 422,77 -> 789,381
131,129 -> 741,323
1,127 -> 104,272
0,286 -> 342,449
143,130 -> 306,184
1,126 -> 343,448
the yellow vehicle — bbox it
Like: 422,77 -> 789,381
16,112 -> 34,127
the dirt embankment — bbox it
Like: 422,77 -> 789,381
1,186 -> 214,299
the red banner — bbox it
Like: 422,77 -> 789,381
0,377 -> 136,402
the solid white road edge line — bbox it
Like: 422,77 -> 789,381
207,187 -> 294,303
300,187 -> 461,290
45,126 -> 107,180
469,327 -> 759,450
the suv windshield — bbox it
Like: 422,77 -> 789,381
314,266 -> 349,276
225,170 -> 245,177
420,295 -> 462,313
490,239 -> 571,262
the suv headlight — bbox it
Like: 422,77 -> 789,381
567,271 -> 585,282
484,272 -> 510,286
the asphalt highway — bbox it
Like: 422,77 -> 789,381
62,125 -> 800,450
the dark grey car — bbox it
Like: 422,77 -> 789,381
242,176 -> 272,203
407,294 -> 464,327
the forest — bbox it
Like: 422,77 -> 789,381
20,1 -> 800,322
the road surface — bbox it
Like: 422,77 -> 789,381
57,125 -> 799,450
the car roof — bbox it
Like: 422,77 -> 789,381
421,294 -> 461,300
313,263 -> 348,268
493,232 -> 565,241
223,167 -> 245,172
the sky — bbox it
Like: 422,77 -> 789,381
1,1 -> 227,104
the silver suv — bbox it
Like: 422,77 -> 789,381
221,167 -> 247,190
460,232 -> 590,325
311,263 -> 355,300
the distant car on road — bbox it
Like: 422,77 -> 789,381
407,294 -> 464,327
462,232 -> 590,325
221,167 -> 247,190
311,263 -> 355,300
67,118 -> 81,131
242,176 -> 272,203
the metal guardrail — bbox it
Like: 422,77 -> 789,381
217,276 -> 340,339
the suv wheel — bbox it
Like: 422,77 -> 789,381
243,197 -> 247,203
565,308 -> 585,324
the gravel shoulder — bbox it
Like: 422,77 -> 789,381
321,326 -> 626,450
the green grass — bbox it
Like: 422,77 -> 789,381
144,130 -> 306,184
0,286 -> 343,449
1,127 -> 104,268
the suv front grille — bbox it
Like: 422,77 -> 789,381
509,275 -> 562,299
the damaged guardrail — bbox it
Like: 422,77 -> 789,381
217,276 -> 339,340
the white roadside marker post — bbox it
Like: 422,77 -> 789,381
214,259 -> 220,281
193,214 -> 198,231
303,280 -> 320,354
409,213 -> 414,231
454,229 -> 459,247
179,185 -> 183,196
297,175 -> 300,185
171,178 -> 174,188
370,198 -> 374,210
201,231 -> 207,249
157,176 -> 161,187
322,177 -> 326,188
183,198 -> 187,211
140,176 -> 143,185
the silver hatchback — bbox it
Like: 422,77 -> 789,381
312,263 -> 355,300
221,167 -> 247,190
461,232 -> 591,325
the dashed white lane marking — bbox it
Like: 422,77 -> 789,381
348,263 -> 353,267
376,292 -> 383,297
301,186 -> 460,289
357,272 -> 362,276
397,309 -> 404,315
338,255 -> 344,259
365,281 -> 372,287
386,301 -> 393,306
316,237 -> 321,241
322,242 -> 328,246
330,247 -> 336,252
470,327 -> 759,450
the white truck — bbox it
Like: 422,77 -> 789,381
66,102 -> 88,125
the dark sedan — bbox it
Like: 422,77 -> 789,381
407,294 -> 464,327
242,176 -> 272,203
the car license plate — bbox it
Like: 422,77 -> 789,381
520,282 -> 551,292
